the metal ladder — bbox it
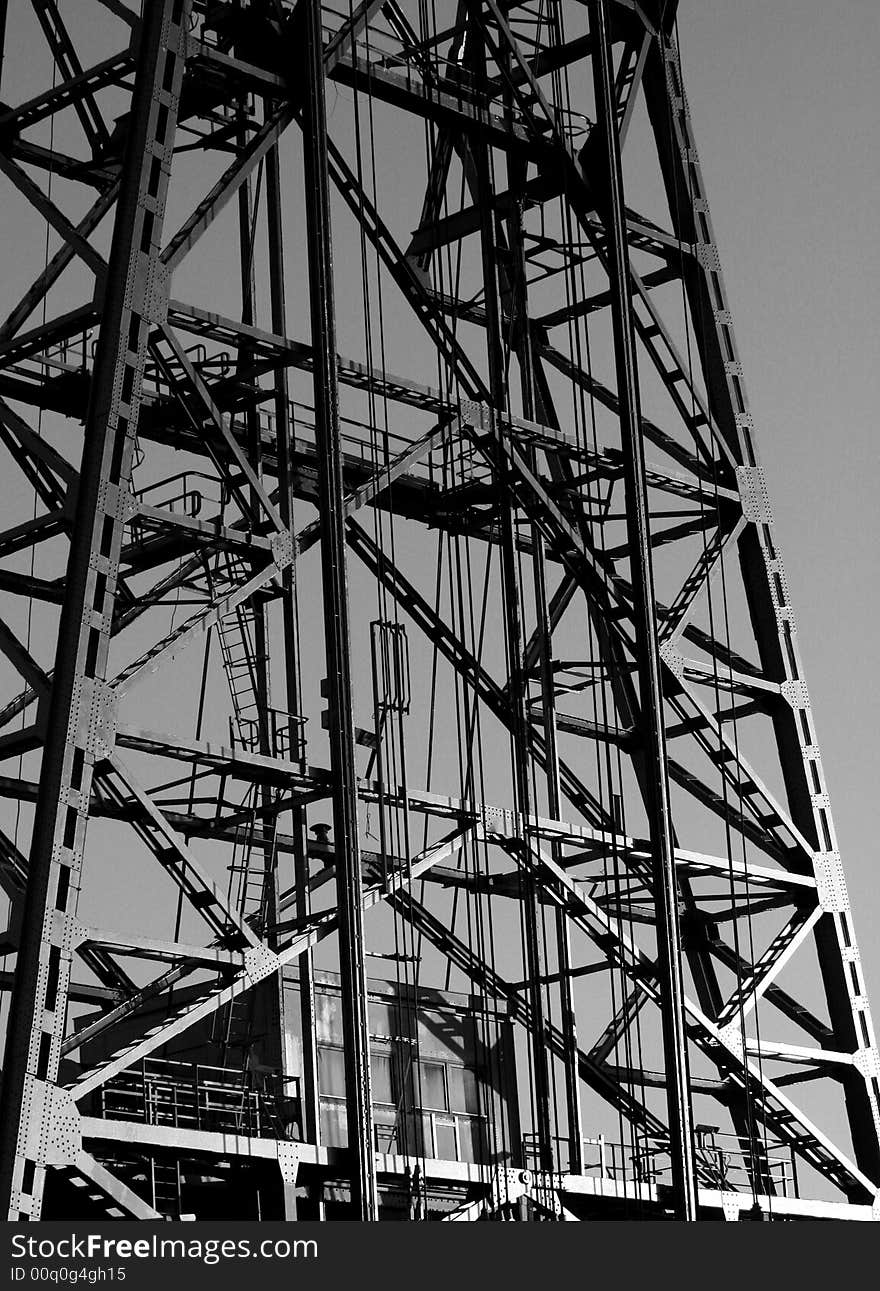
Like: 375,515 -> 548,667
212,550 -> 267,753
226,785 -> 278,927
150,1157 -> 181,1218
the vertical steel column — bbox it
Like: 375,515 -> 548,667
588,0 -> 697,1220
233,81 -> 294,1213
266,138 -> 321,1158
468,17 -> 554,1176
508,161 -> 583,1174
0,0 -> 190,1219
302,0 -> 377,1219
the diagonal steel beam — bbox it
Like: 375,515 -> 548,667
0,49 -> 132,139
668,681 -> 816,865
67,1150 -> 162,1221
151,323 -> 286,534
0,399 -> 76,507
159,106 -> 294,277
0,154 -> 108,278
29,0 -> 111,153
0,183 -> 119,342
499,832 -> 877,1201
323,0 -> 387,75
0,615 -> 49,697
111,553 -> 282,698
67,827 -> 472,1101
346,515 -> 616,829
714,906 -> 823,1031
105,754 -> 264,952
384,887 -> 671,1142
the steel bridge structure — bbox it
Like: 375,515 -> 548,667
0,0 -> 877,1223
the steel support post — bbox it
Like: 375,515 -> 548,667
266,136 -> 321,1159
232,84 -> 294,1213
302,0 -> 377,1219
468,16 -> 554,1176
507,159 -> 583,1175
588,0 -> 697,1219
0,0 -> 190,1219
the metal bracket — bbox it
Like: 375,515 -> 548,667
443,1167 -> 533,1221
242,943 -> 282,986
270,528 -> 294,570
695,242 -> 721,272
96,480 -> 138,526
63,917 -> 89,953
459,400 -> 491,432
277,1141 -> 302,1187
721,1192 -> 742,1221
736,466 -> 773,524
717,1022 -> 744,1060
21,1079 -> 81,1171
659,640 -> 686,681
813,852 -> 849,914
68,677 -> 117,760
781,679 -> 810,711
482,806 -> 521,840
853,1048 -> 880,1079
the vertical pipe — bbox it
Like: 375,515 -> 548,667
265,138 -> 321,1157
302,0 -> 377,1219
467,20 -> 554,1176
233,88 -> 296,1212
588,0 -> 697,1220
534,543 -> 583,1175
508,167 -> 583,1174
223,10 -> 296,1211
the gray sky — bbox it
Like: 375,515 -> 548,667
679,0 -> 880,1003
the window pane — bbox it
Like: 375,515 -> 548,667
319,1101 -> 347,1148
375,1123 -> 396,1153
459,1116 -> 487,1165
419,1062 -> 447,1110
318,1047 -> 345,1098
398,1111 -> 424,1158
434,1117 -> 458,1162
448,1066 -> 481,1115
371,1052 -> 393,1105
374,1109 -> 398,1153
368,1001 -> 394,1038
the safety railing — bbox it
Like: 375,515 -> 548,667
97,1057 -> 300,1140
228,706 -> 307,761
317,3 -> 591,140
134,470 -> 224,517
522,1130 -> 799,1199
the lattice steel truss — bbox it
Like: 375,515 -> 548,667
0,0 -> 878,1223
